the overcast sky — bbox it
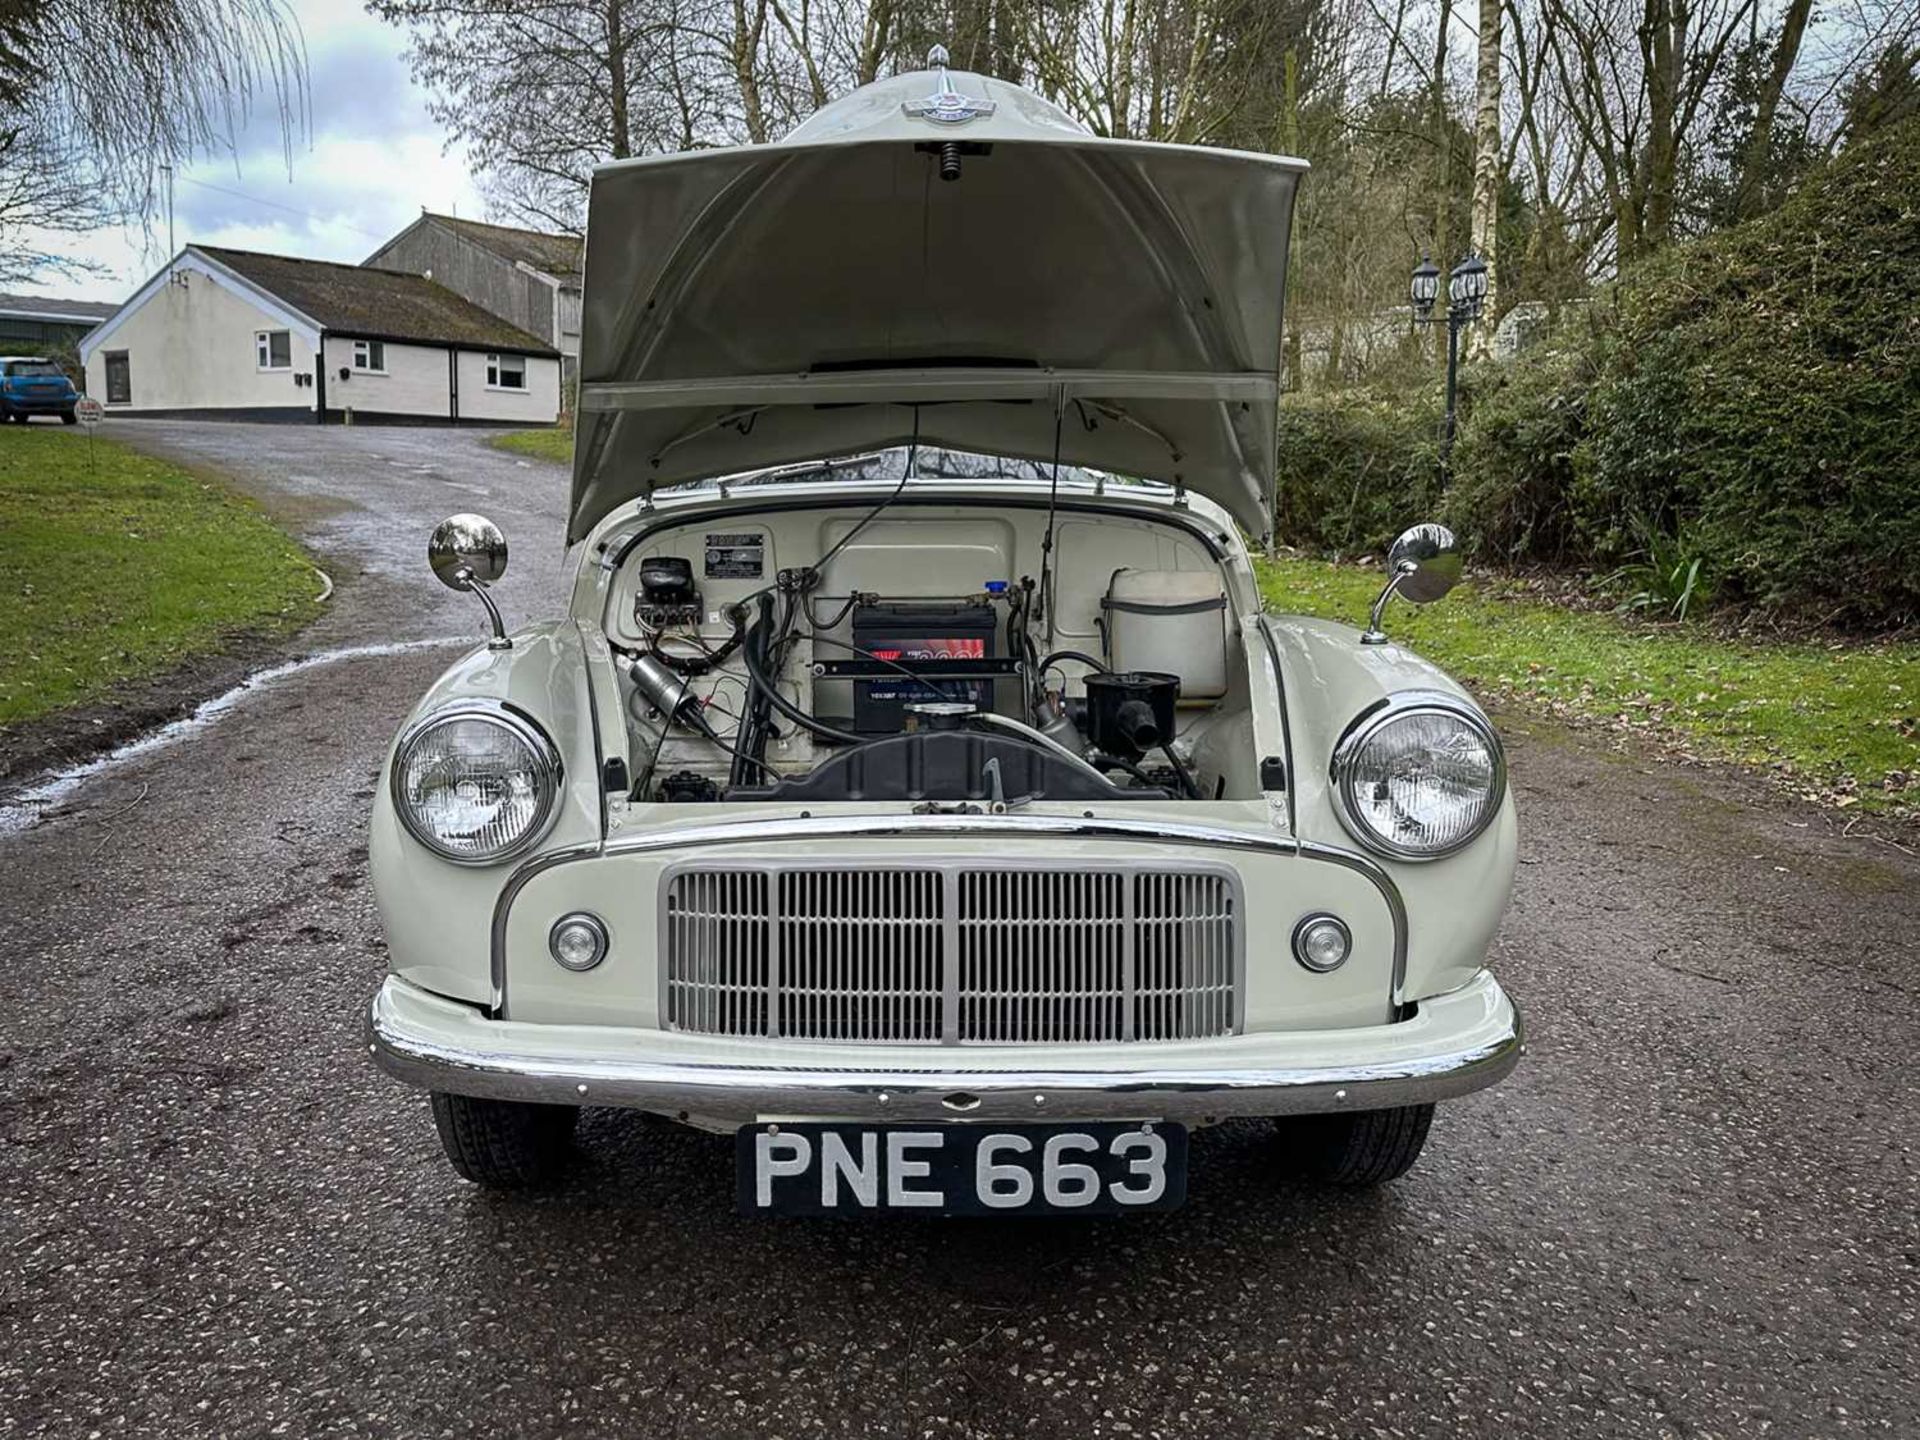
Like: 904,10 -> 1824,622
16,1 -> 486,303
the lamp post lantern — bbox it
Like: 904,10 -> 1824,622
1409,255 -> 1441,321
1409,250 -> 1487,480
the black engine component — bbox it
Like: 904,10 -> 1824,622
849,599 -> 999,733
1083,671 -> 1180,758
725,729 -> 1163,804
637,554 -> 700,629
655,769 -> 723,803
641,554 -> 697,604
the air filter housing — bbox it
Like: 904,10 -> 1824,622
1083,671 -> 1180,758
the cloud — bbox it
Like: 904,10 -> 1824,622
11,4 -> 485,302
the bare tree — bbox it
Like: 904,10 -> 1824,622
0,126 -> 113,283
1467,0 -> 1501,355
0,0 -> 308,283
373,0 -> 900,229
370,0 -> 1906,351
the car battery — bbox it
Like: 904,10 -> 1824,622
850,600 -> 999,733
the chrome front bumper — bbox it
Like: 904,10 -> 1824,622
368,971 -> 1522,1125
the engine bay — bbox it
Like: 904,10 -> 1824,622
602,465 -> 1256,808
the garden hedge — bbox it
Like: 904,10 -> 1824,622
1276,114 -> 1920,628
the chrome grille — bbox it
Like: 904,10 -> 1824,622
776,869 -> 943,1042
662,864 -> 1240,1044
957,870 -> 1126,1042
662,870 -> 770,1037
1132,871 -> 1239,1040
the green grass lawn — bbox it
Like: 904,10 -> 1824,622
486,427 -> 573,464
0,426 -> 323,726
1257,556 -> 1919,815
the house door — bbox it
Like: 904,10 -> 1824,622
103,351 -> 131,404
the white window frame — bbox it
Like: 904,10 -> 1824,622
255,329 -> 292,372
351,339 -> 387,374
485,353 -> 528,391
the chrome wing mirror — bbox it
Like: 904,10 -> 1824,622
1360,523 -> 1462,645
428,513 -> 512,650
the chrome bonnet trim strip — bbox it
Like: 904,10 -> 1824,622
487,814 -> 1409,1015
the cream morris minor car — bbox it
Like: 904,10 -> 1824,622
366,52 -> 1522,1215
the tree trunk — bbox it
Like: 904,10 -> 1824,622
1642,0 -> 1682,250
991,0 -> 1017,80
1732,0 -> 1812,219
731,0 -> 769,144
1112,0 -> 1141,140
1426,0 -> 1455,362
605,0 -> 631,159
1430,0 -> 1455,255
1467,0 -> 1502,359
857,0 -> 893,87
769,0 -> 830,109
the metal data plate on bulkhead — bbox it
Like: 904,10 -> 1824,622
704,532 -> 764,579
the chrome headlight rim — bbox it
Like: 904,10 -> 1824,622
390,699 -> 563,866
1330,690 -> 1506,863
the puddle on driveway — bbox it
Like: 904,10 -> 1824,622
0,638 -> 468,837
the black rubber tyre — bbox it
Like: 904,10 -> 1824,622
1280,1103 -> 1435,1187
60,411 -> 77,425
429,1092 -> 578,1190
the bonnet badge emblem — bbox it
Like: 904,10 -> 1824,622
903,44 -> 996,125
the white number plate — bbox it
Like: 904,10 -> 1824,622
736,1122 -> 1187,1216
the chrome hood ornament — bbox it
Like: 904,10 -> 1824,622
902,46 -> 996,125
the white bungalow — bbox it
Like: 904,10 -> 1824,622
79,245 -> 562,426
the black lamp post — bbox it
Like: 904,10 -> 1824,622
1409,250 -> 1488,479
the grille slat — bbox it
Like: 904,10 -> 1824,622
664,865 -> 1238,1045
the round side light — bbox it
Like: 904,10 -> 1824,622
549,913 -> 610,972
1292,914 -> 1352,974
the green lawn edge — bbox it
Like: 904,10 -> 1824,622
1256,556 -> 1918,817
0,426 -> 325,726
486,428 -> 573,464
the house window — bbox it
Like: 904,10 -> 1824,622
104,351 -> 131,404
352,339 -> 385,372
486,353 -> 526,390
255,329 -> 291,370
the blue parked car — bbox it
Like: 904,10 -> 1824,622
0,357 -> 80,424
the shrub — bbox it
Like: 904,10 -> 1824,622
1275,343 -> 1596,566
1274,383 -> 1444,556
1447,339 -> 1597,563
1276,115 -> 1920,628
1572,115 -> 1920,626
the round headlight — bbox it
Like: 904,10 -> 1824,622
1331,692 -> 1505,860
391,702 -> 562,864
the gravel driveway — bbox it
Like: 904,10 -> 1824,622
3,420 -> 1916,1439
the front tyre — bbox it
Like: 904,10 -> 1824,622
60,410 -> 77,425
1280,1103 -> 1434,1186
429,1092 -> 578,1189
